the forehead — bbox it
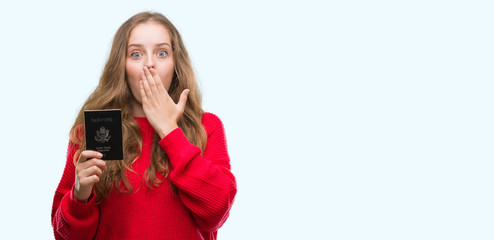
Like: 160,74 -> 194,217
128,21 -> 171,45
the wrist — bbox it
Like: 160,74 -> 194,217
158,124 -> 178,139
73,188 -> 89,203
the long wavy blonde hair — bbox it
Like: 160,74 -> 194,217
70,12 -> 207,200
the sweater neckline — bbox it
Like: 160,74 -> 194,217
133,116 -> 153,130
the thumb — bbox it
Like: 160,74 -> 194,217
177,89 -> 190,112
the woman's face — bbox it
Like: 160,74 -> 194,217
126,21 -> 175,104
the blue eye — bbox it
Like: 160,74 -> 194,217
158,50 -> 167,57
131,52 -> 142,58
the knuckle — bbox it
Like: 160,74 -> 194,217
76,164 -> 84,171
78,178 -> 87,186
90,166 -> 99,174
78,153 -> 86,162
92,175 -> 100,182
83,150 -> 92,157
100,162 -> 106,168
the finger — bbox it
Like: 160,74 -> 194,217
139,81 -> 148,104
144,67 -> 160,95
177,89 -> 190,113
89,158 -> 107,171
80,165 -> 104,178
149,68 -> 166,92
78,158 -> 107,172
78,150 -> 103,163
79,175 -> 100,186
141,70 -> 153,99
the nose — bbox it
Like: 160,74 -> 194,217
144,55 -> 155,69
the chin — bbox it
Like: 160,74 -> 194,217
131,95 -> 142,105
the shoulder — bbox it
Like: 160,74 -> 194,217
202,112 -> 222,124
69,124 -> 85,145
201,112 -> 225,135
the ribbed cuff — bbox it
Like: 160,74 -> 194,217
62,186 -> 97,220
158,128 -> 194,168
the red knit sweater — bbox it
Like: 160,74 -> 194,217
51,113 -> 236,240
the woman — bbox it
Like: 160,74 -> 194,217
51,11 -> 237,240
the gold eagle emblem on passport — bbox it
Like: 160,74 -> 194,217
95,126 -> 111,143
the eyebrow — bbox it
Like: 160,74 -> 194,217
127,42 -> 171,48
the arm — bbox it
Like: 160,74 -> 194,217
159,113 -> 237,232
139,67 -> 237,231
51,141 -> 101,240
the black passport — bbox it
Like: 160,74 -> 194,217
84,109 -> 123,160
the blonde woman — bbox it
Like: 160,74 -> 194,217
51,12 -> 237,240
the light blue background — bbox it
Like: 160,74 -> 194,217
0,0 -> 492,239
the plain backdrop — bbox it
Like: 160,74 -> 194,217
0,0 -> 493,239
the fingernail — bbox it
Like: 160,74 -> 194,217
98,153 -> 103,158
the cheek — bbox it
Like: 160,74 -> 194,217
126,61 -> 143,100
126,62 -> 142,82
158,63 -> 175,89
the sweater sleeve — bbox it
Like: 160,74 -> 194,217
158,113 -> 237,232
51,140 -> 100,240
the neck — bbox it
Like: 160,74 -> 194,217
131,100 -> 146,117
